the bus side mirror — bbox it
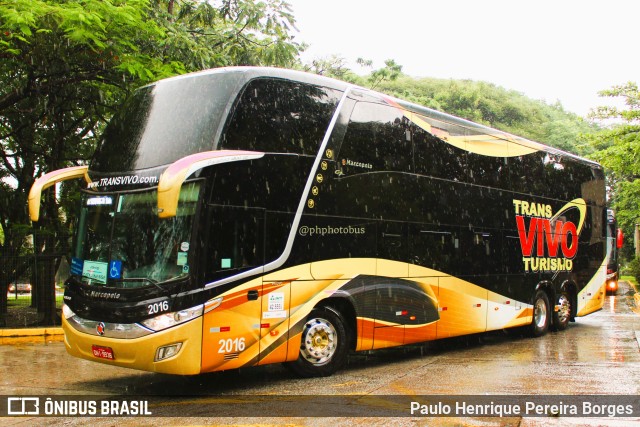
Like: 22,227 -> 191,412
616,228 -> 624,249
28,166 -> 91,222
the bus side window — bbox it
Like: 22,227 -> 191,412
468,230 -> 501,276
510,153 -> 545,196
338,102 -> 412,175
409,225 -> 459,273
222,78 -> 342,155
412,121 -> 466,181
542,154 -> 567,200
205,206 -> 265,282
466,151 -> 509,189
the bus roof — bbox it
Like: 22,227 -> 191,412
163,67 -> 598,168
129,66 -> 599,169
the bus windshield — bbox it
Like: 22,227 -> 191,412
73,182 -> 200,288
91,71 -> 243,172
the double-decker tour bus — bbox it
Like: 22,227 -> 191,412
29,67 -> 607,377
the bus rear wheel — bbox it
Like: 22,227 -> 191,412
289,306 -> 348,377
552,291 -> 572,331
530,290 -> 551,337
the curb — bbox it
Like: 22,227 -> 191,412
0,327 -> 63,338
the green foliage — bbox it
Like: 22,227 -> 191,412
300,55 -> 360,83
300,56 -> 594,156
624,257 -> 640,283
300,57 -> 404,89
583,81 -> 640,259
357,58 -> 402,90
1,0 -> 170,266
0,0 -> 302,322
0,0 -> 302,264
590,82 -> 640,123
149,0 -> 300,70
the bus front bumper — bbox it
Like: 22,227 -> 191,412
62,315 -> 203,375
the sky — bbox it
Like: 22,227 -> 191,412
286,0 -> 638,117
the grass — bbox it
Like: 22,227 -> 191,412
621,275 -> 639,292
4,294 -> 64,328
6,294 -> 64,308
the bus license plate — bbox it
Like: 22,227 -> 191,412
92,345 -> 115,360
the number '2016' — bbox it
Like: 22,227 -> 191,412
148,300 -> 169,315
218,337 -> 246,353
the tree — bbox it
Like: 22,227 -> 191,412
584,82 -> 640,261
0,0 -> 173,325
149,0 -> 300,71
301,55 -> 360,83
357,58 -> 402,90
0,0 -> 301,325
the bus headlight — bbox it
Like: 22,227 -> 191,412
141,304 -> 203,332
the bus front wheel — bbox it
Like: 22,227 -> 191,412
530,290 -> 551,337
289,306 -> 348,377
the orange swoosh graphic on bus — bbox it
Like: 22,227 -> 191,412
215,279 -> 295,312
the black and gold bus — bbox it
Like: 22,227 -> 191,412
29,67 -> 607,377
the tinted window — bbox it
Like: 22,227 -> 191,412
205,206 -> 264,282
562,159 -> 601,202
338,102 -> 412,175
509,153 -> 545,195
457,229 -> 502,276
222,78 -> 342,155
410,224 -> 460,274
412,121 -> 466,181
466,152 -> 509,188
94,72 -> 243,171
305,216 -> 377,262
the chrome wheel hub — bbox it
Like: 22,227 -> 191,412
557,294 -> 571,324
534,298 -> 547,329
300,318 -> 337,366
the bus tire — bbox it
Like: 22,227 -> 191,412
552,291 -> 572,331
289,306 -> 348,377
530,290 -> 551,337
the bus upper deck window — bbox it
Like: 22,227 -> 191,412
222,78 -> 342,156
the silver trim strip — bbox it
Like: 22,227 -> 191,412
67,315 -> 154,339
204,86 -> 354,289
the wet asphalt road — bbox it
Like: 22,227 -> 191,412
1,282 -> 639,426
